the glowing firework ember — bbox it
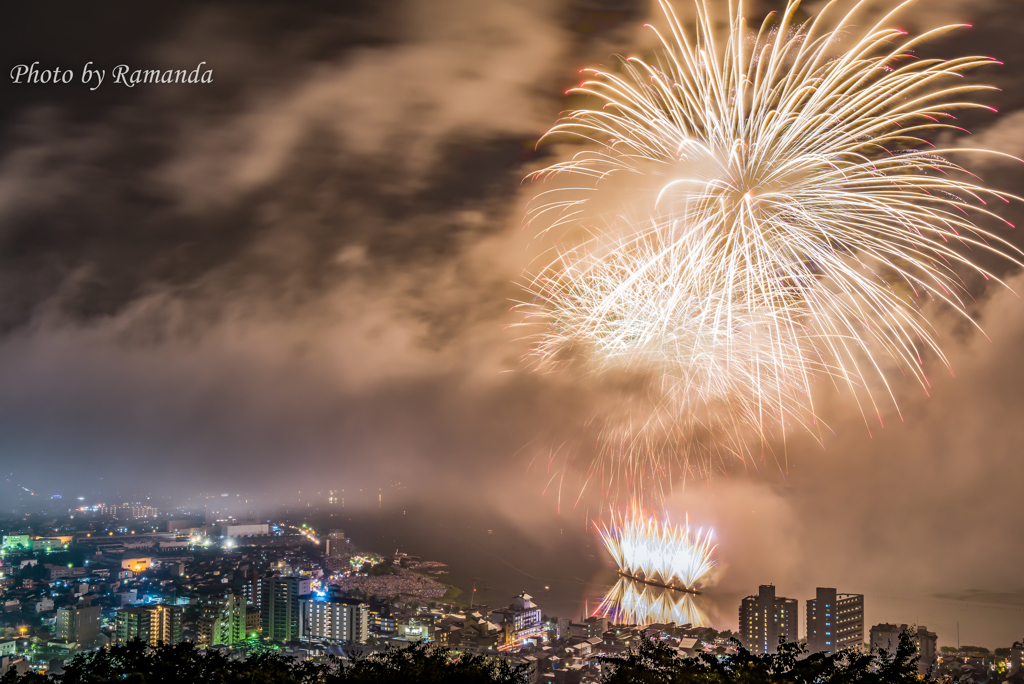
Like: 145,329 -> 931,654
522,0 -> 1022,492
597,511 -> 717,591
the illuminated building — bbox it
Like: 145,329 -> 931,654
368,602 -> 397,634
56,605 -> 101,645
1010,640 -> 1023,675
244,570 -> 261,610
260,577 -> 311,643
246,605 -> 261,636
568,617 -> 609,640
490,593 -> 544,648
435,618 -> 463,648
114,605 -> 184,646
31,537 -> 70,552
167,520 -> 201,533
299,597 -> 368,644
396,618 -> 431,643
100,505 -> 158,519
806,588 -> 864,654
870,624 -> 937,675
325,530 -> 347,557
198,594 -> 246,646
460,611 -> 504,651
121,557 -> 152,573
1,536 -> 30,551
738,585 -> 797,655
225,524 -> 269,537
557,618 -> 570,641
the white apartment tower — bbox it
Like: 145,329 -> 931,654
299,598 -> 368,644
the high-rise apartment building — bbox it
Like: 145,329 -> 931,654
869,623 -> 937,674
1010,640 -> 1023,675
114,605 -> 184,646
244,570 -> 262,610
298,597 -> 368,644
55,605 -> 101,645
557,617 -> 571,641
246,605 -> 261,636
738,585 -> 798,654
198,594 -> 247,646
325,530 -> 347,558
260,577 -> 311,643
806,588 -> 864,654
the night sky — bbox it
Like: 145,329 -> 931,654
1,0 -> 1024,643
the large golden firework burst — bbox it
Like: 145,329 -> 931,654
522,0 -> 1021,499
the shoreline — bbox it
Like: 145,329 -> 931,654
616,571 -> 702,595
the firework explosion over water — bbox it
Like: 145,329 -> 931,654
597,511 -> 717,589
597,577 -> 711,626
524,0 -> 1020,596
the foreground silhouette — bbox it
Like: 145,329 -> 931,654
0,641 -> 529,684
603,632 -> 927,684
0,631 -> 925,683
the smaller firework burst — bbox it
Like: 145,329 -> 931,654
597,508 -> 717,591
596,576 -> 709,626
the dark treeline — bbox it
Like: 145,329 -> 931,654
0,632 -> 925,684
604,632 -> 925,684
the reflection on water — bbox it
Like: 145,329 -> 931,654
596,576 -> 711,626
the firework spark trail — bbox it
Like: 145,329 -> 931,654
526,225 -> 834,499
596,576 -> 710,626
521,0 -> 1022,495
596,509 -> 717,590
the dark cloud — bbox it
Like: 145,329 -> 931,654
0,0 -> 644,330
0,0 -> 651,498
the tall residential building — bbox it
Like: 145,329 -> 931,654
1010,640 -> 1023,675
557,617 -> 571,641
244,570 -> 261,610
490,593 -> 545,646
55,605 -> 101,645
738,585 -> 798,654
114,605 -> 184,646
246,605 -> 261,637
325,530 -> 347,557
198,594 -> 247,646
869,623 -> 937,675
806,588 -> 864,654
260,577 -> 311,643
298,597 -> 368,644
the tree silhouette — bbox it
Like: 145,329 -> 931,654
0,629 -> 926,684
601,630 -> 926,684
0,640 -> 529,684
